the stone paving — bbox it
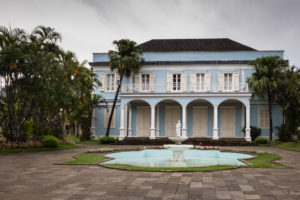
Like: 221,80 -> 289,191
0,145 -> 300,200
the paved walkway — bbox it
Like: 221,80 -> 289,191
0,145 -> 299,200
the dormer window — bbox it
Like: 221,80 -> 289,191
224,73 -> 233,91
173,74 -> 181,91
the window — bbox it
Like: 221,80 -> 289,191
173,74 -> 181,91
224,73 -> 233,91
105,107 -> 115,128
141,74 -> 150,91
196,73 -> 205,91
106,74 -> 115,91
259,108 -> 269,129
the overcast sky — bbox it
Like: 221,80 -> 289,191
0,0 -> 299,67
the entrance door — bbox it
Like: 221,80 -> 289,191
165,106 -> 180,137
193,107 -> 207,137
220,107 -> 235,137
136,106 -> 150,137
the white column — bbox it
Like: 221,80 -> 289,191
119,105 -> 125,140
128,104 -> 132,137
182,105 -> 187,138
150,106 -> 156,139
156,106 -> 160,137
245,106 -> 251,142
124,104 -> 128,137
213,105 -> 219,140
90,108 -> 96,139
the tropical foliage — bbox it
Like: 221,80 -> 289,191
247,56 -> 289,140
0,25 -> 102,142
105,39 -> 144,137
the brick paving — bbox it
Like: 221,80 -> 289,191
0,145 -> 299,200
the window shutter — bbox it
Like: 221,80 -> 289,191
259,108 -> 264,128
115,73 -> 120,92
166,73 -> 172,92
105,108 -> 115,128
234,72 -> 239,91
218,72 -> 224,91
100,74 -> 106,92
135,74 -> 140,91
190,73 -> 196,92
149,73 -> 155,92
181,73 -> 187,92
204,73 -> 211,92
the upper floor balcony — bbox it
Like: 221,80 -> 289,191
121,82 -> 249,94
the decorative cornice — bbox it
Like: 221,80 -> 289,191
120,93 -> 252,98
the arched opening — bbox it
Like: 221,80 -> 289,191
218,99 -> 246,138
126,99 -> 151,137
186,99 -> 214,138
155,99 -> 182,137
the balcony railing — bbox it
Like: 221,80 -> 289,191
121,83 -> 249,94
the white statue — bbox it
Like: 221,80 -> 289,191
176,120 -> 181,137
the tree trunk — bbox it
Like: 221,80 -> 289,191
268,92 -> 273,141
105,73 -> 124,137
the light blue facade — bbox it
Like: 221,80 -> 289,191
91,48 -> 283,141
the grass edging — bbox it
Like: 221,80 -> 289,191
0,144 -> 82,155
58,150 -> 287,172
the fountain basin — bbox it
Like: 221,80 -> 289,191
102,149 -> 253,168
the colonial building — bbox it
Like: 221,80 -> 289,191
89,39 -> 283,141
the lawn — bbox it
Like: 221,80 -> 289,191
272,141 -> 300,151
0,144 -> 82,155
59,151 -> 286,172
79,140 -> 99,145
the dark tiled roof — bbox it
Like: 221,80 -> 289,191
140,38 -> 256,52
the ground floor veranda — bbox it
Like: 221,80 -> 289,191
91,95 -> 277,142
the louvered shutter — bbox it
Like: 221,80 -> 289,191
181,73 -> 187,92
204,73 -> 211,92
218,72 -> 224,91
115,73 -> 120,91
135,74 -> 140,91
166,73 -> 172,92
149,73 -> 155,92
100,74 -> 106,92
190,73 -> 196,92
105,108 -> 115,128
233,72 -> 239,91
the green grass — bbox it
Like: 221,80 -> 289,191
64,135 -> 80,143
59,151 -> 287,172
272,141 -> 300,151
0,144 -> 82,155
59,153 -> 107,164
79,140 -> 99,145
243,153 -> 286,168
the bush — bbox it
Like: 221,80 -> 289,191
250,126 -> 261,141
98,136 -> 117,144
80,133 -> 92,141
277,125 -> 292,142
254,137 -> 269,145
22,121 -> 34,142
43,135 -> 59,148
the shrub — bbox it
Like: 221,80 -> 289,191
277,125 -> 292,142
254,137 -> 269,145
98,136 -> 117,144
43,135 -> 59,148
250,126 -> 261,141
80,133 -> 92,141
22,121 -> 34,142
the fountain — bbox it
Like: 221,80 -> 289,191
103,120 -> 253,167
163,120 -> 193,162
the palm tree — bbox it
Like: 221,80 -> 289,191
247,56 -> 288,140
105,39 -> 144,137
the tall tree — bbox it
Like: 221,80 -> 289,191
276,66 -> 300,136
247,56 -> 288,140
105,39 -> 144,137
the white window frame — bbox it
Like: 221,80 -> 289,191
140,73 -> 150,92
258,107 -> 269,129
172,73 -> 181,91
104,107 -> 115,128
106,74 -> 115,92
196,73 -> 205,91
224,73 -> 233,91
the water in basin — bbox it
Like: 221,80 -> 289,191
102,149 -> 253,167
